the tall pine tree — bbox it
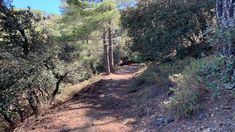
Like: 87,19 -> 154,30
61,0 -> 120,74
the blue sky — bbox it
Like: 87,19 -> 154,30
12,0 -> 136,14
12,0 -> 61,14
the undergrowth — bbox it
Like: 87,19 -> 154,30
168,59 -> 203,118
169,56 -> 235,117
55,76 -> 100,103
128,58 -> 195,93
129,56 -> 235,118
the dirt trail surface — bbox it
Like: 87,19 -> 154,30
14,64 -> 235,132
16,64 -> 146,132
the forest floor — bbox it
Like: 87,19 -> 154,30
15,64 -> 235,132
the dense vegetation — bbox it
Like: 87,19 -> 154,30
121,0 -> 215,61
0,0 -> 128,129
124,0 -> 235,118
0,0 -> 234,131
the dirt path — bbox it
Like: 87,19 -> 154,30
16,64 -> 144,132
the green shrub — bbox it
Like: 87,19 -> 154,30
168,74 -> 200,117
121,0 -> 215,61
197,56 -> 234,96
231,91 -> 235,97
169,56 -> 235,117
169,88 -> 199,117
168,57 -> 207,117
197,56 -> 225,96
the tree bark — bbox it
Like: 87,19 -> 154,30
18,29 -> 30,55
27,91 -> 39,117
216,0 -> 235,56
103,30 -> 111,74
216,0 -> 235,80
108,26 -> 115,73
0,0 -> 3,7
50,73 -> 67,103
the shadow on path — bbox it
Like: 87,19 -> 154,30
17,64 -> 145,132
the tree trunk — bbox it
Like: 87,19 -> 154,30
108,26 -> 115,73
0,0 -> 3,7
216,0 -> 235,80
216,0 -> 235,56
18,29 -> 30,55
103,30 -> 111,74
217,0 -> 235,27
14,98 -> 25,122
50,73 -> 67,103
27,91 -> 39,117
86,35 -> 89,44
15,106 -> 24,122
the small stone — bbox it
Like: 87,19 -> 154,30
154,117 -> 165,126
143,128 -> 148,132
196,111 -> 207,120
224,83 -> 235,90
211,113 -> 214,117
153,116 -> 175,126
100,94 -> 105,98
165,117 -> 175,124
219,123 -> 224,127
203,128 -> 212,132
